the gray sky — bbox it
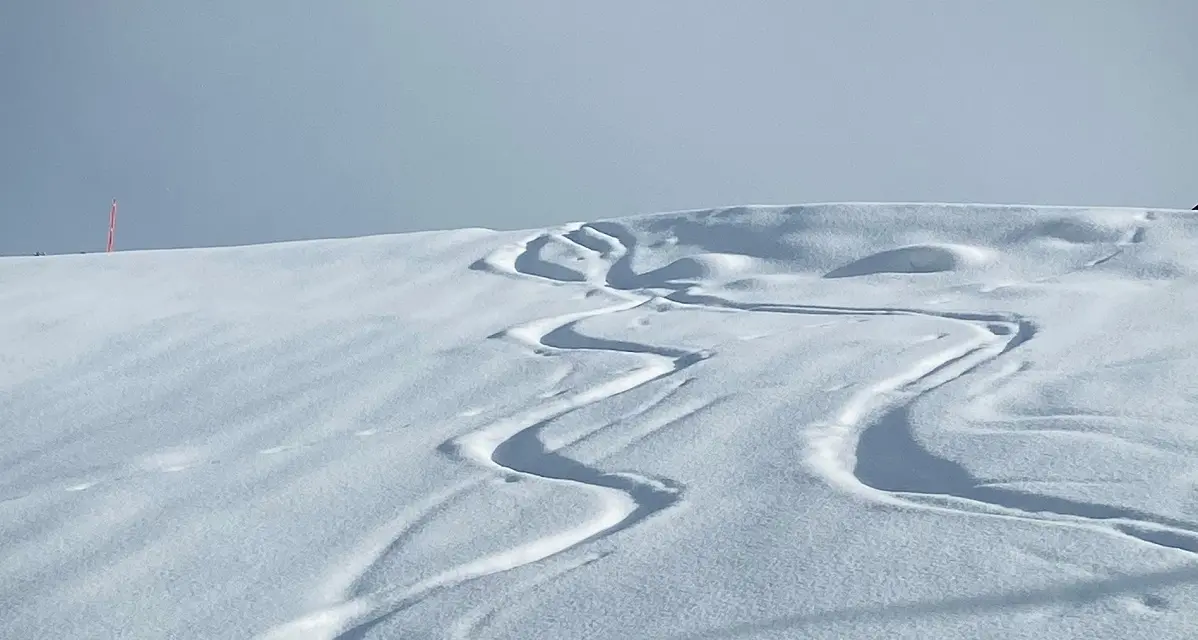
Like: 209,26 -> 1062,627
2,1 -> 1196,255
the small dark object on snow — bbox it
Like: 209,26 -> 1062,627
1193,204 -> 1198,210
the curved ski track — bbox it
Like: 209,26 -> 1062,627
262,217 -> 1198,640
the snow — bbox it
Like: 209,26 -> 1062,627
4,202 -> 1198,639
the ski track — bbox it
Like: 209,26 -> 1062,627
447,550 -> 613,640
259,225 -> 699,639
262,216 -> 1198,639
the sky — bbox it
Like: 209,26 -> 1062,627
1,1 -> 1196,256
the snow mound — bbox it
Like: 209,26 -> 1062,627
636,252 -> 760,286
824,243 -> 996,278
1013,209 -> 1145,244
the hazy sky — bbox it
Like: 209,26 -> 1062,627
2,2 -> 1196,255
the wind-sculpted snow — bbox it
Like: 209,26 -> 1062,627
5,203 -> 1198,640
823,243 -> 997,278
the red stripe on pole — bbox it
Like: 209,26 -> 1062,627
107,199 -> 117,253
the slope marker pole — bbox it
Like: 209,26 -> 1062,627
107,199 -> 117,253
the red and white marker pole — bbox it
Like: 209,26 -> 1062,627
106,199 -> 117,253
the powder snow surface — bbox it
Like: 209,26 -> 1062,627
5,203 -> 1198,639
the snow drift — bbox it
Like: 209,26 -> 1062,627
4,203 -> 1198,639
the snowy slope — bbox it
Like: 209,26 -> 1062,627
5,203 -> 1198,639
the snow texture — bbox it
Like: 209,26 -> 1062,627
4,203 -> 1198,639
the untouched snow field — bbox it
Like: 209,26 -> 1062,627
6,203 -> 1198,639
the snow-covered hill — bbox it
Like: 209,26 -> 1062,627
5,203 -> 1198,639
